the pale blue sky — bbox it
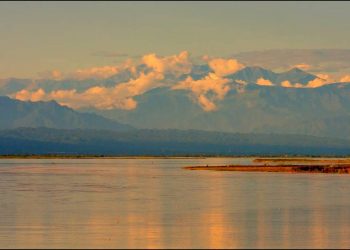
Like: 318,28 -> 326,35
1,1 -> 350,78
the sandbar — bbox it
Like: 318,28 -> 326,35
184,164 -> 350,174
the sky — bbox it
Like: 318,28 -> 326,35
1,1 -> 350,78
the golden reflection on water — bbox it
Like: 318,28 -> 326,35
0,159 -> 349,248
124,160 -> 163,249
204,172 -> 234,249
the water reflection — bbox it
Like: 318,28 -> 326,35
0,158 -> 349,248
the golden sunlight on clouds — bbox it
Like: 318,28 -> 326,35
340,75 -> 350,82
293,63 -> 311,71
305,78 -> 328,88
172,72 -> 230,111
208,58 -> 244,76
280,74 -> 335,88
10,51 -> 350,112
197,95 -> 217,112
256,77 -> 274,86
280,80 -> 304,88
41,59 -> 139,81
14,88 -> 46,102
72,66 -> 121,80
142,51 -> 192,76
12,71 -> 163,110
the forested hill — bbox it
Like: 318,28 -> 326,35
1,127 -> 350,156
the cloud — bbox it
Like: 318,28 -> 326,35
113,71 -> 164,98
233,49 -> 350,78
12,71 -> 164,110
256,77 -> 274,86
293,63 -> 311,71
316,73 -> 331,81
340,75 -> 350,83
280,80 -> 304,88
197,95 -> 217,112
14,88 -> 46,102
38,65 -> 122,80
70,65 -> 121,80
39,59 -> 139,81
305,78 -> 329,88
172,72 -> 230,111
280,74 -> 332,88
142,51 -> 192,76
37,70 -> 63,80
208,58 -> 244,76
280,80 -> 293,88
235,79 -> 247,85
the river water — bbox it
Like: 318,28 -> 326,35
0,158 -> 349,248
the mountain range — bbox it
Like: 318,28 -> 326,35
77,66 -> 350,139
1,62 -> 350,141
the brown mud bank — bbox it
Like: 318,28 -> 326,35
253,158 -> 350,164
183,164 -> 350,174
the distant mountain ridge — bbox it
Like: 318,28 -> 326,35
227,66 -> 318,85
2,64 -> 350,140
88,82 -> 350,139
0,96 -> 133,131
0,66 -> 319,96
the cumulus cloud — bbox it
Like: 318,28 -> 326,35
14,50 -> 350,113
280,81 -> 304,88
340,75 -> 350,83
142,51 -> 192,76
208,58 -> 244,76
113,71 -> 164,99
172,72 -> 230,111
305,78 -> 329,88
12,71 -> 164,110
14,88 -> 46,102
256,77 -> 274,86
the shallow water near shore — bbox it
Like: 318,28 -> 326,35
0,157 -> 349,249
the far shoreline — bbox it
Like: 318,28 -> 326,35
1,155 -> 350,159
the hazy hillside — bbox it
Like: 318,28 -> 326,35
87,82 -> 350,139
0,96 -> 133,131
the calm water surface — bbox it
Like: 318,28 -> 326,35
0,157 -> 349,249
